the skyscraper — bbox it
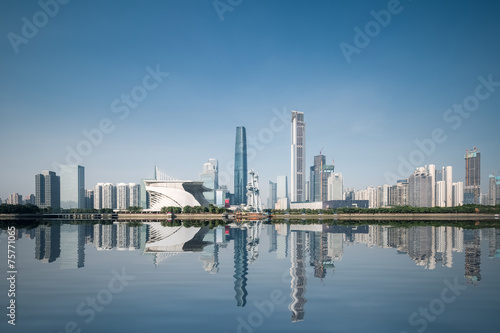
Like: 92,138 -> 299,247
129,183 -> 141,207
234,126 -> 247,205
85,189 -> 94,210
465,148 -> 481,204
445,166 -> 453,207
102,183 -> 116,209
117,183 -> 130,210
291,111 -> 306,203
310,154 -> 325,202
35,170 -> 60,209
268,181 -> 277,209
327,173 -> 343,200
200,158 -> 219,204
94,183 -> 104,210
60,165 -> 85,209
409,167 -> 432,207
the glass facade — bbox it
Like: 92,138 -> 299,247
234,126 -> 247,205
60,165 -> 85,209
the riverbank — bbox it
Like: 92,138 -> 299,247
0,212 -> 498,221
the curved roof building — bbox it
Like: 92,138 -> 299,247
144,180 -> 210,211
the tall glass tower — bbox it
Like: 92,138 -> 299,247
234,126 -> 247,205
465,148 -> 481,204
60,165 -> 85,209
291,111 -> 306,202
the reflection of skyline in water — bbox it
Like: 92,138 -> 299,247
5,222 -> 500,322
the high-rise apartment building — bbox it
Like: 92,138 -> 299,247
234,127 -> 247,205
409,167 -> 432,207
488,175 -> 500,206
102,183 -> 116,209
452,182 -> 464,207
129,183 -> 141,207
291,111 -> 306,202
60,165 -> 85,209
464,148 -> 481,204
94,183 -> 104,210
117,183 -> 130,210
35,170 -> 60,209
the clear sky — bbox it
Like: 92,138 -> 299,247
1,0 -> 499,201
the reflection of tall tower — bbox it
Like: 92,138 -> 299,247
267,224 -> 277,253
464,229 -> 481,285
35,224 -> 61,263
233,228 -> 248,307
276,223 -> 289,259
200,229 -> 220,274
60,224 -> 85,269
289,231 -> 307,322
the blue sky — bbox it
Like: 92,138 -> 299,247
1,0 -> 499,201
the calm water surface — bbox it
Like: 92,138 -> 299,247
0,221 -> 499,333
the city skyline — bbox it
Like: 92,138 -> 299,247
1,0 -> 500,202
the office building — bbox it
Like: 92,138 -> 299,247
268,181 -> 277,210
200,158 -> 219,204
464,148 -> 481,204
35,170 -> 60,209
85,189 -> 94,210
25,194 -> 35,205
291,111 -> 306,202
277,175 -> 288,200
234,126 -> 247,205
327,173 -> 343,201
60,165 -> 85,209
310,154 -> 325,202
